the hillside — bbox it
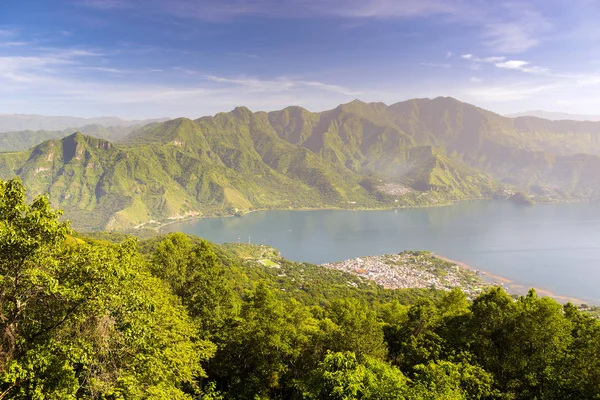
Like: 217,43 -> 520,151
3,181 -> 600,399
1,97 -> 600,230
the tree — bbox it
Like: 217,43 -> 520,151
467,288 -> 572,399
0,179 -> 211,399
558,303 -> 600,399
325,298 -> 387,360
307,351 -> 409,400
209,283 -> 318,399
409,360 -> 498,400
151,233 -> 237,337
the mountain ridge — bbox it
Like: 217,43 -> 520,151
0,113 -> 170,133
2,97 -> 600,231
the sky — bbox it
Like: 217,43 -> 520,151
1,0 -> 600,118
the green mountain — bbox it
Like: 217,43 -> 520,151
2,97 -> 600,230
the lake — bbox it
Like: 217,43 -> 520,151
163,201 -> 600,304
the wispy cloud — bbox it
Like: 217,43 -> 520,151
205,75 -> 361,96
495,60 -> 549,74
462,54 -> 548,75
462,54 -> 505,63
75,0 -> 553,54
150,0 -> 466,20
482,3 -> 552,53
421,62 -> 452,68
0,29 -> 17,37
0,38 -> 363,117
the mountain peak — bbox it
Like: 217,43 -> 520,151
232,106 -> 253,119
335,99 -> 388,117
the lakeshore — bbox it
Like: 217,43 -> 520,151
322,252 -> 587,305
432,255 -> 588,304
161,202 -> 600,304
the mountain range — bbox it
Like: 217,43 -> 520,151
506,110 -> 600,121
0,124 -> 144,152
1,97 -> 600,231
0,113 -> 168,133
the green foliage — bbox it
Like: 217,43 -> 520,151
2,179 -> 600,399
150,233 -> 237,336
0,179 -> 210,399
306,351 -> 409,400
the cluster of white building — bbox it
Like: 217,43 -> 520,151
376,183 -> 413,196
322,253 -> 488,298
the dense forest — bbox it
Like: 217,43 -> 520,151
1,178 -> 600,399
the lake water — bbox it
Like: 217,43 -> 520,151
163,201 -> 600,304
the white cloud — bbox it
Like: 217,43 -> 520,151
470,77 -> 482,83
494,60 -> 548,74
462,54 -> 548,75
496,60 -> 529,69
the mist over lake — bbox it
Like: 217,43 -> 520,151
164,200 -> 600,304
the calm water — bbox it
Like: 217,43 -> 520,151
163,201 -> 600,303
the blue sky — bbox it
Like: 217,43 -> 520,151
1,0 -> 600,118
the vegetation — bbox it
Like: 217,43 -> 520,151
509,191 -> 535,205
1,179 -> 600,399
3,97 -> 600,230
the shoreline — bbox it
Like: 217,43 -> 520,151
142,201 -> 594,306
149,196 -> 596,233
433,254 -> 588,305
154,197 -> 492,232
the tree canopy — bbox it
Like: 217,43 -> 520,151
1,178 -> 600,399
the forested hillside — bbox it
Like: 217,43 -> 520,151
2,97 -> 600,230
1,179 -> 600,399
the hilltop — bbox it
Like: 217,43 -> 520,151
2,97 -> 600,230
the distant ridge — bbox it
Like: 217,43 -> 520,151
0,114 -> 170,133
506,110 -> 600,122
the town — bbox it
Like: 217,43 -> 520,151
322,251 -> 491,299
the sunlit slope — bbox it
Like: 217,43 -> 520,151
2,97 -> 600,230
0,117 -> 377,229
